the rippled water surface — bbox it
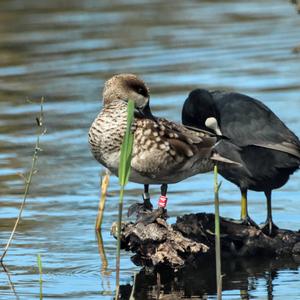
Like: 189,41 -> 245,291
1,0 -> 300,299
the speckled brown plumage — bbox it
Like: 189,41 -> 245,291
89,101 -> 217,184
89,74 -> 226,186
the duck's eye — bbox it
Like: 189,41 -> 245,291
137,87 -> 148,97
127,80 -> 149,97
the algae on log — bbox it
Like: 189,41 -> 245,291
111,213 -> 300,269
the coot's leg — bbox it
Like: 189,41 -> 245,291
240,188 -> 259,226
224,188 -> 259,228
260,190 -> 279,236
240,188 -> 248,220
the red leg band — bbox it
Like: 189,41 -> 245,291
158,195 -> 167,208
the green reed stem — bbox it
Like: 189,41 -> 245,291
115,186 -> 124,296
214,165 -> 222,300
0,98 -> 45,263
115,100 -> 134,300
37,254 -> 43,300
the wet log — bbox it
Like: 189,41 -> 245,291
112,218 -> 209,268
112,213 -> 300,269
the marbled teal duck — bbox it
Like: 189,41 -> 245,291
89,74 -> 235,223
182,89 -> 300,235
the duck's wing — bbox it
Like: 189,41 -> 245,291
133,118 -> 208,159
181,124 -> 217,137
131,118 -> 204,176
156,118 -> 215,150
155,118 -> 240,164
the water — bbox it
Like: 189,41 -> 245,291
0,0 -> 300,299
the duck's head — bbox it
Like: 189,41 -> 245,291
103,73 -> 155,120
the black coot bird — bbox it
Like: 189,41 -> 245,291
182,89 -> 300,235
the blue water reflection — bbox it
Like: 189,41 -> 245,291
0,0 -> 300,299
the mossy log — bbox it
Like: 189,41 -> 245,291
112,213 -> 300,269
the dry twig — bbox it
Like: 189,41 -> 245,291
0,98 -> 45,262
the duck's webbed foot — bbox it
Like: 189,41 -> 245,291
129,184 -> 169,225
127,196 -> 153,218
127,184 -> 153,218
136,207 -> 168,225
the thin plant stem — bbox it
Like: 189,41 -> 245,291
214,165 -> 222,300
0,263 -> 19,299
115,186 -> 124,299
114,100 -> 134,300
95,169 -> 110,230
37,254 -> 43,300
0,98 -> 45,263
129,273 -> 137,300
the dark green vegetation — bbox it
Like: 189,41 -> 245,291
115,99 -> 135,299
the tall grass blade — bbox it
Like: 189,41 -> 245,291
118,100 -> 134,186
115,99 -> 135,299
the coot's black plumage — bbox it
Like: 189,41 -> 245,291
182,89 -> 300,235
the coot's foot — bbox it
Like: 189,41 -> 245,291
136,207 -> 168,225
260,220 -> 279,237
223,216 -> 259,229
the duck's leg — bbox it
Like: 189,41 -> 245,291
158,184 -> 168,209
127,184 -> 153,217
260,190 -> 279,236
142,184 -> 153,210
135,184 -> 168,225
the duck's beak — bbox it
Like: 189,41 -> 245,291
134,102 -> 156,121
